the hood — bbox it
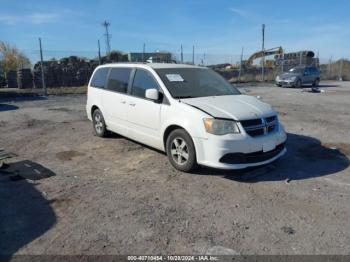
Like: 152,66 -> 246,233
181,95 -> 275,120
279,72 -> 300,79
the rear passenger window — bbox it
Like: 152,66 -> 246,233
107,68 -> 131,93
311,67 -> 319,74
90,68 -> 109,88
131,69 -> 159,98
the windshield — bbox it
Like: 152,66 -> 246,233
289,67 -> 304,74
155,68 -> 240,98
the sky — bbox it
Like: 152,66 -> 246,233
0,0 -> 349,64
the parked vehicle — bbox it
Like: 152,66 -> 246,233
275,66 -> 320,88
86,63 -> 287,172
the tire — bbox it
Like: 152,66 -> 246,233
276,84 -> 282,87
166,129 -> 198,172
313,78 -> 320,87
92,109 -> 107,137
294,79 -> 302,88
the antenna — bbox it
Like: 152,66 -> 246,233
102,20 -> 111,55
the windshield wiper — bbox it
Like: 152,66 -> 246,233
174,96 -> 194,99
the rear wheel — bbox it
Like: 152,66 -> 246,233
92,109 -> 107,137
166,129 -> 197,172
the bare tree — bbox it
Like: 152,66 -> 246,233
0,40 -> 31,72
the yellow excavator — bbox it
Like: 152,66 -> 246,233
224,47 -> 283,70
245,46 -> 283,67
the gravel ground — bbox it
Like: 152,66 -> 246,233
0,81 -> 349,255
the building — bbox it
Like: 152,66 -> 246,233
128,52 -> 173,63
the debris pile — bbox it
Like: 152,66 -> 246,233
17,68 -> 33,89
0,51 -> 129,89
33,56 -> 99,88
5,70 -> 17,88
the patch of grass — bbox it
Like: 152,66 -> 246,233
0,86 -> 87,96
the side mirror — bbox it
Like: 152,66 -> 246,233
145,88 -> 159,101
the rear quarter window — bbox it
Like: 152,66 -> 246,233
90,67 -> 109,88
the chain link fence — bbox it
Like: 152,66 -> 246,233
1,47 -> 349,89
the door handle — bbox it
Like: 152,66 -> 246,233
121,100 -> 126,104
129,102 -> 136,106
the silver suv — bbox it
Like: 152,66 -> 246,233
275,66 -> 320,88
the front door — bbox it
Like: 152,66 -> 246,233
127,68 -> 162,149
302,67 -> 313,85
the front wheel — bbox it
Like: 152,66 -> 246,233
166,129 -> 198,172
313,79 -> 320,87
294,79 -> 302,88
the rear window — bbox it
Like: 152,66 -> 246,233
107,68 -> 131,93
90,67 -> 109,88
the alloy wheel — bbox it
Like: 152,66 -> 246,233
94,113 -> 103,134
170,137 -> 189,165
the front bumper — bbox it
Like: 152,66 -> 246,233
276,79 -> 296,87
193,125 -> 287,170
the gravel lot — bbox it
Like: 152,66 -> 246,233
1,81 -> 350,255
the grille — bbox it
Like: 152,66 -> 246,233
240,115 -> 278,137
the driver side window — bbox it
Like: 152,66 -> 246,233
131,69 -> 159,99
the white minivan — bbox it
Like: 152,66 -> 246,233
86,63 -> 287,172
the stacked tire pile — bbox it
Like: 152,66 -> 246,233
17,68 -> 33,89
0,75 -> 6,88
33,56 -> 99,88
5,70 -> 18,88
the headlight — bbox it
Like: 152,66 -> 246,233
290,76 -> 296,81
203,118 -> 240,135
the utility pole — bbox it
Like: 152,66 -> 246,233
102,20 -> 111,55
192,45 -> 195,65
261,24 -> 265,82
238,46 -> 244,82
339,58 -> 344,81
299,51 -> 302,66
142,43 -> 146,62
328,56 -> 332,79
98,40 -> 101,65
281,50 -> 284,73
181,44 -> 183,63
39,38 -> 46,96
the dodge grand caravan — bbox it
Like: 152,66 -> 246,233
86,63 -> 287,172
